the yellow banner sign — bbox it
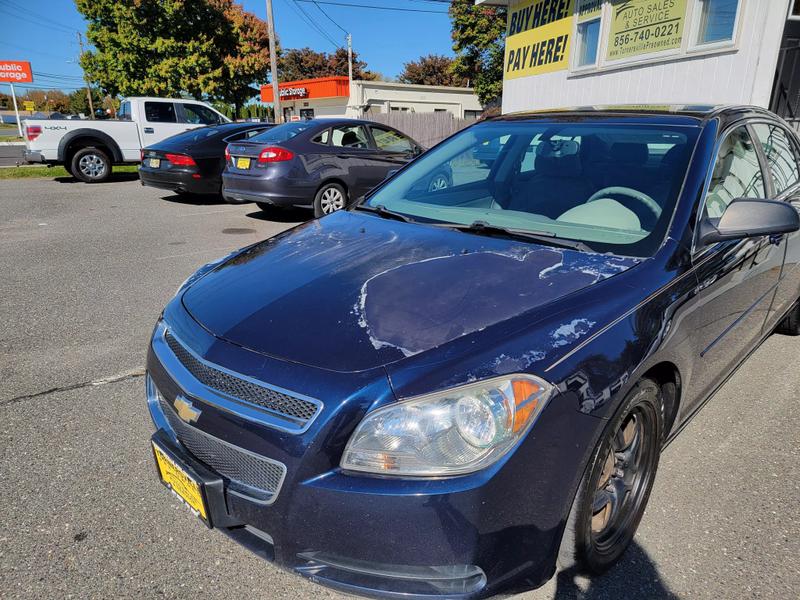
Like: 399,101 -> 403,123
606,0 -> 688,61
505,0 -> 575,80
23,100 -> 35,111
577,0 -> 602,20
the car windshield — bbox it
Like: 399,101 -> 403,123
249,121 -> 313,144
363,120 -> 699,257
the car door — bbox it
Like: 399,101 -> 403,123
328,124 -> 375,198
684,123 -> 785,412
750,121 -> 800,329
141,101 -> 186,145
367,125 -> 418,181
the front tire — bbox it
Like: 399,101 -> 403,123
776,301 -> 800,335
313,183 -> 347,218
71,147 -> 111,183
558,378 -> 663,574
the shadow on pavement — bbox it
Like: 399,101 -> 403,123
246,206 -> 310,223
548,541 -> 679,600
54,172 -> 140,184
160,192 -> 228,206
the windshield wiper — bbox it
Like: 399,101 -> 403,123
354,204 -> 415,223
433,220 -> 595,253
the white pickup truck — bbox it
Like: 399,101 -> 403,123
23,96 -> 229,182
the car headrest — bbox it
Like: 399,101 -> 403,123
535,140 -> 582,177
341,131 -> 360,147
535,153 -> 582,177
609,142 -> 648,166
661,144 -> 687,167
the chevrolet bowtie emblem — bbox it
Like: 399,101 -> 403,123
174,396 -> 201,424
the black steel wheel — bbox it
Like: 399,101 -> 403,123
559,378 -> 663,574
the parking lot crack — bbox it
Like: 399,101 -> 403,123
0,368 -> 145,407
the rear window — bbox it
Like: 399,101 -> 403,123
249,121 -> 314,144
145,102 -> 177,123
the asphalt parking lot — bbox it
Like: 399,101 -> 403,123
1,176 -> 798,599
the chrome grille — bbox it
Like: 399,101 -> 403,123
164,331 -> 320,426
160,396 -> 286,502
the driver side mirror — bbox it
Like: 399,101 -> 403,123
698,198 -> 800,246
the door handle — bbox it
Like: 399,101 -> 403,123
336,154 -> 351,159
144,127 -> 154,134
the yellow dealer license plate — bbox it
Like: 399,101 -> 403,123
149,158 -> 160,168
152,442 -> 208,522
236,157 -> 251,169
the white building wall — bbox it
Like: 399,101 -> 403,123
502,0 -> 789,114
349,81 -> 483,118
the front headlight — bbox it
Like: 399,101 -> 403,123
340,374 -> 553,477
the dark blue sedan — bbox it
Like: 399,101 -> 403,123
145,105 -> 800,598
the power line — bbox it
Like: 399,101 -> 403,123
311,1 -> 348,35
0,6 -> 77,35
282,0 -> 341,49
0,41 -> 69,61
294,0 -> 448,13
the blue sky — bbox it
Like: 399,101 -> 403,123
0,0 -> 455,95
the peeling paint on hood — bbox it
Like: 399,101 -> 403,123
181,211 -> 640,373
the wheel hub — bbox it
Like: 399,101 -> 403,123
79,154 -> 106,178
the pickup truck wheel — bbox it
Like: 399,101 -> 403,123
72,147 -> 111,183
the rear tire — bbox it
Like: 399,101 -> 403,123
776,301 -> 800,335
558,378 -> 663,574
313,183 -> 347,218
71,147 -> 111,183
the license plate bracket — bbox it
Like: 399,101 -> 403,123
152,439 -> 211,527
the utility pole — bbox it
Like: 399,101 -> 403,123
76,32 -> 94,119
347,33 -> 353,84
265,0 -> 281,124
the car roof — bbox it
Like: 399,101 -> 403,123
494,104 -> 782,128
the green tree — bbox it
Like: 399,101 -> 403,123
398,54 -> 466,87
66,88 -> 103,116
278,47 -> 377,81
215,2 -> 273,115
449,0 -> 507,105
76,0 -> 275,114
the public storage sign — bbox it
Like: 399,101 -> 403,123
0,61 -> 33,83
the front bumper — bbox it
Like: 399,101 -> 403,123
145,304 -> 602,598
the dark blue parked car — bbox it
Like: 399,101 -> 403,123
146,105 -> 800,598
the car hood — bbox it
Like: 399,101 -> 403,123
181,210 -> 640,372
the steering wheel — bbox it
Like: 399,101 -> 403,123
586,186 -> 661,221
